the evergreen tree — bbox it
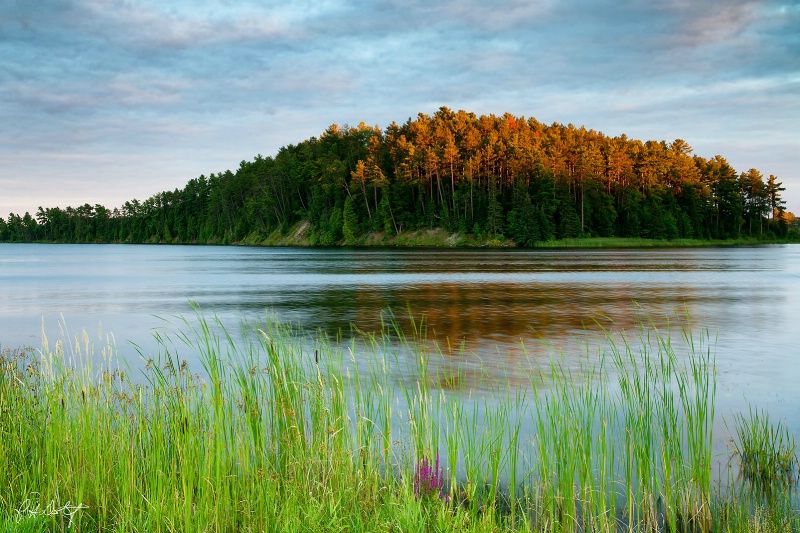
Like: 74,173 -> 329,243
618,190 -> 643,237
342,196 -> 359,245
508,182 -> 539,246
485,178 -> 504,236
2,109 -> 792,245
556,186 -> 581,239
585,185 -> 616,237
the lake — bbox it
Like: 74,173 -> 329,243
1,242 -> 798,436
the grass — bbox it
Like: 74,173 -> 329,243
728,406 -> 800,498
0,316 -> 798,532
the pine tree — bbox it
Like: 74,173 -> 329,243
508,182 -> 539,246
485,178 -> 504,236
343,196 -> 359,245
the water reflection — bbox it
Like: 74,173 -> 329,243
0,243 -> 798,432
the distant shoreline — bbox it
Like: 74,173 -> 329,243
250,222 -> 800,248
10,220 -> 800,249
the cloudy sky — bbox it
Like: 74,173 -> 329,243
2,0 -> 799,218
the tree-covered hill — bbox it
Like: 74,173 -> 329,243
1,108 -> 793,245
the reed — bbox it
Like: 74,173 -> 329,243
728,405 -> 799,498
0,314 -> 797,532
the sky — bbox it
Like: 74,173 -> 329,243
2,0 -> 799,218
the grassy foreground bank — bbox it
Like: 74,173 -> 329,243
1,318 -> 798,532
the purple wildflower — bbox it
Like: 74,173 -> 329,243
413,453 -> 447,501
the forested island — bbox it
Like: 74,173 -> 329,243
1,108 -> 796,245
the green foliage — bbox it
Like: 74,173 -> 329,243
484,178 -> 504,237
318,205 -> 343,245
0,515 -> 49,533
1,109 -> 792,245
729,406 -> 800,498
342,196 -> 359,244
556,186 -> 581,239
377,193 -> 395,235
1,317 -> 796,531
619,189 -> 643,237
585,184 -> 617,237
507,182 -> 539,246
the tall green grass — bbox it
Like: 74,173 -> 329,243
728,406 -> 799,499
0,315 -> 797,532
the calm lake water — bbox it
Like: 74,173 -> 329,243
1,242 -> 799,436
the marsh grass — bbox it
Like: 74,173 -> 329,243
728,406 -> 799,499
0,316 -> 798,532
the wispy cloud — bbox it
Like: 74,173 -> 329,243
1,0 -> 798,216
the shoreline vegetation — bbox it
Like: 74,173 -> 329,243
1,315 -> 797,531
2,108 -> 797,246
237,221 -> 800,248
4,218 -> 800,249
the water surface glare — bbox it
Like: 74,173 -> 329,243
1,242 -> 798,435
